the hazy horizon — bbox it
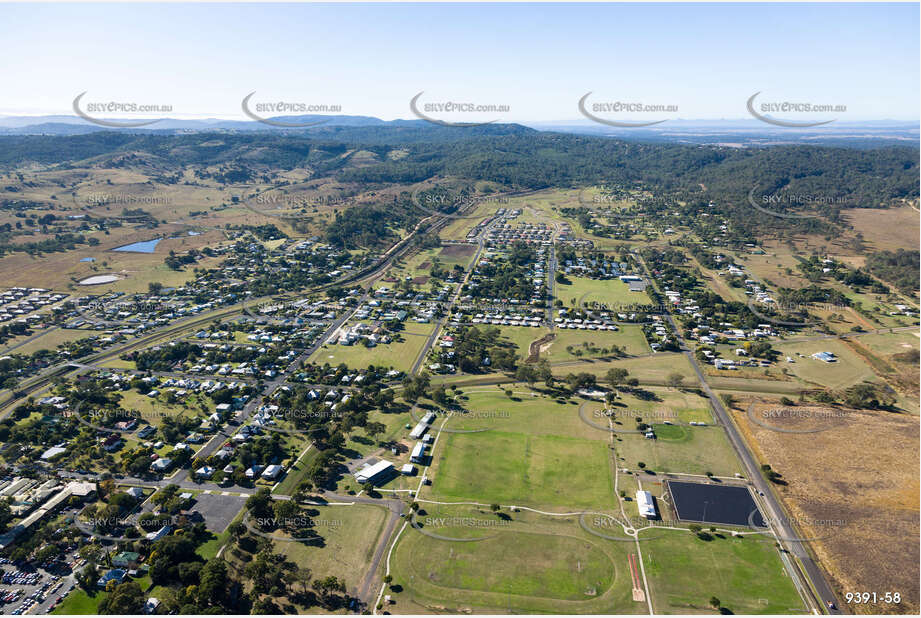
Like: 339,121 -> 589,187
0,2 -> 918,123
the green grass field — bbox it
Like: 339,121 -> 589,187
272,503 -> 390,597
772,338 -> 878,390
446,389 -> 598,439
598,388 -> 714,425
551,353 -> 696,384
52,589 -> 106,614
272,446 -> 319,496
493,325 -> 548,360
640,528 -> 806,614
389,504 -> 643,614
543,325 -> 651,361
851,330 -> 920,357
431,429 -> 614,510
115,388 -> 213,427
557,276 -> 651,308
310,320 -> 435,372
1,327 -> 103,356
610,423 -> 743,477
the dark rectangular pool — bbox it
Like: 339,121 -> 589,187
667,480 -> 765,527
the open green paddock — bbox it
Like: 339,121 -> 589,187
429,429 -> 615,511
446,386 -> 712,435
374,244 -> 473,288
551,353 -> 696,384
597,388 -> 713,425
556,276 -> 652,308
309,320 -> 435,372
850,330 -> 920,357
445,388 -> 599,440
1,327 -> 103,356
388,503 -> 644,614
541,324 -> 651,361
578,398 -> 743,477
614,423 -> 743,477
640,528 -> 806,614
493,325 -> 548,360
269,503 -> 390,598
427,387 -> 619,509
52,589 -> 106,614
771,338 -> 878,391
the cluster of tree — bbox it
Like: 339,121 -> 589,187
865,249 -> 920,294
0,232 -> 91,257
448,325 -> 519,373
514,359 -> 553,386
1,130 -> 915,252
164,248 -> 199,271
325,204 -> 404,249
777,285 -> 850,310
402,372 -> 431,401
465,247 -> 543,301
229,490 -> 352,611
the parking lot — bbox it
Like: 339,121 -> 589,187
0,554 -> 81,616
189,492 -> 248,533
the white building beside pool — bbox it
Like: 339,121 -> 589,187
636,490 -> 657,519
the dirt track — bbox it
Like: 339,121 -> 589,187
526,332 -> 555,363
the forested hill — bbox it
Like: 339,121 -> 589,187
0,128 -> 916,214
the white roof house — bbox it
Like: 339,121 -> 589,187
262,464 -> 284,480
150,458 -> 172,472
636,490 -> 657,519
410,442 -> 425,463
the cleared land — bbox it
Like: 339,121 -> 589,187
611,423 -> 743,477
427,390 -> 615,510
640,528 -> 805,614
1,327 -> 102,356
431,430 -> 613,510
771,338 -> 880,391
388,504 -> 641,614
730,400 -> 920,614
542,325 -> 651,361
557,277 -> 652,308
551,353 -> 696,384
271,503 -> 390,599
310,320 -> 436,372
842,205 -> 920,253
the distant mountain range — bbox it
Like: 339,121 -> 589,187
0,114 -> 916,148
0,114 -> 420,134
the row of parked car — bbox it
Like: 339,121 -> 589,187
1,569 -> 40,586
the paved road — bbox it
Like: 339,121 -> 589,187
0,325 -> 62,355
547,244 -> 557,329
309,493 -> 405,605
409,209 -> 495,376
636,254 -> 840,615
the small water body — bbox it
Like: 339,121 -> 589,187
79,275 -> 118,285
80,257 -> 95,262
113,238 -> 162,253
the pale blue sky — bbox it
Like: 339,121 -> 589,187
0,2 -> 917,121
